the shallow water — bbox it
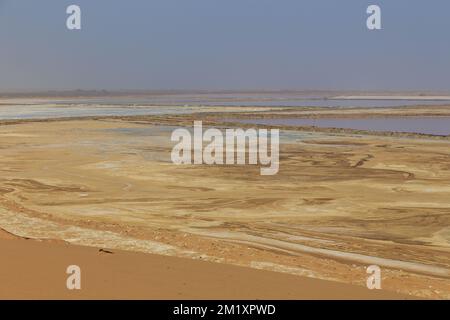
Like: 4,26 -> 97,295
16,95 -> 450,108
231,117 -> 450,136
2,96 -> 450,121
0,105 -> 196,120
39,98 -> 450,107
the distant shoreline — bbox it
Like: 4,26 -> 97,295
2,90 -> 450,99
334,95 -> 450,101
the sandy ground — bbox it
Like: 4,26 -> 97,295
0,232 -> 405,300
0,111 -> 449,299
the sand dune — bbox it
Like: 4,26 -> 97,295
0,234 -> 406,300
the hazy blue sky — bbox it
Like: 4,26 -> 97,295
1,0 -> 450,91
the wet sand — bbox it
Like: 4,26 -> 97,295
0,107 -> 449,299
